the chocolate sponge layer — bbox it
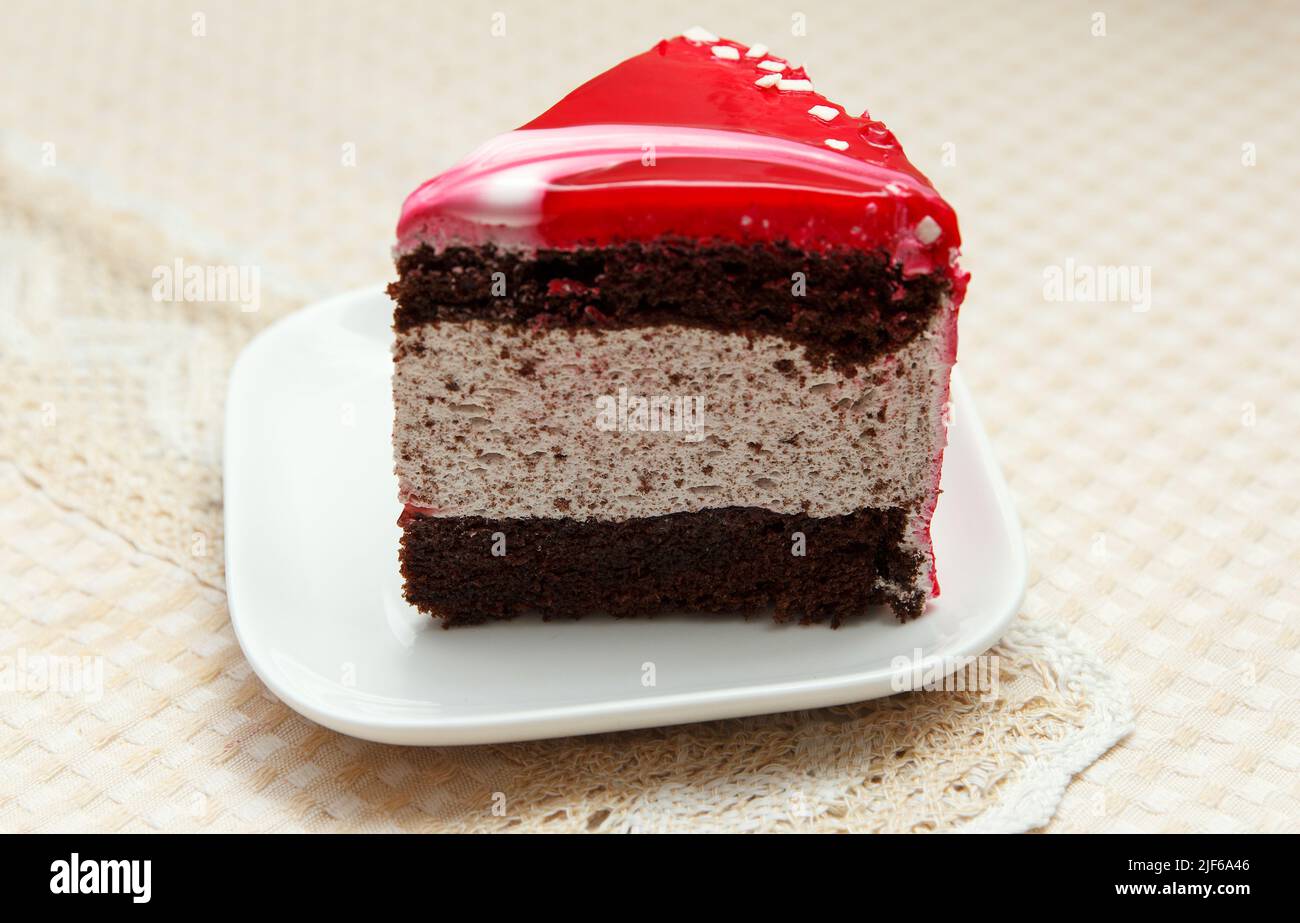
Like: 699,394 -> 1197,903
399,505 -> 927,626
389,239 -> 949,369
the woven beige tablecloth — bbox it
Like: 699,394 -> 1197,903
1,0 -> 1296,833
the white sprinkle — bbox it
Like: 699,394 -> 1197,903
808,105 -> 839,121
754,73 -> 781,88
756,60 -> 786,72
777,78 -> 814,92
824,139 -> 849,151
711,45 -> 740,60
744,43 -> 768,58
683,26 -> 719,43
915,216 -> 942,244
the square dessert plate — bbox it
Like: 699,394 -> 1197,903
225,286 -> 1026,745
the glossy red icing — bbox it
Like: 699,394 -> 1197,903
524,37 -> 931,194
398,33 -> 966,288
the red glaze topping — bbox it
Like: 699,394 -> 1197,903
526,37 -> 929,188
399,32 -> 965,287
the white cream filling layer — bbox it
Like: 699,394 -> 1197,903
393,311 -> 953,526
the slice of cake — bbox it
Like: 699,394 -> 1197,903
389,29 -> 968,626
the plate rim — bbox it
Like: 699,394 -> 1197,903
224,285 -> 1027,745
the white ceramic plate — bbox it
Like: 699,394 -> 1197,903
225,286 -> 1025,745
